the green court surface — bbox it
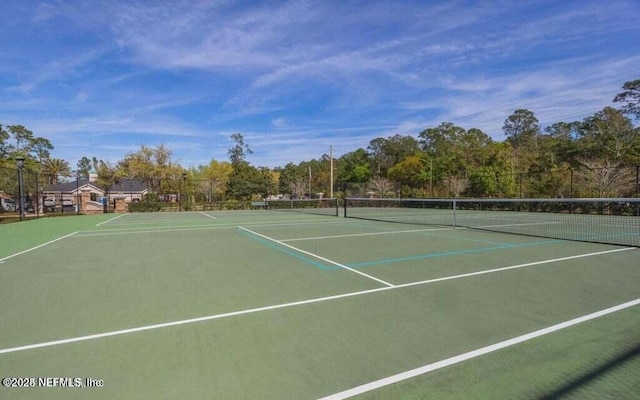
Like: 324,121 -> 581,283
0,211 -> 638,399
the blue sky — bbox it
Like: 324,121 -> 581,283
1,1 -> 639,168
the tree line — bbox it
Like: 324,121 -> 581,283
1,79 -> 639,203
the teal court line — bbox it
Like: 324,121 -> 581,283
237,228 -> 334,271
389,227 -> 515,246
345,239 -> 561,268
349,221 -> 515,246
239,224 -> 562,272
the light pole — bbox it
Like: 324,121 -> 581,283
15,156 -> 25,221
75,171 -> 80,214
329,145 -> 333,199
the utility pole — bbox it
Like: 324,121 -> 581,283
429,159 -> 433,198
308,166 -> 312,199
330,145 -> 334,198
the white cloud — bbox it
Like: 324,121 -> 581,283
271,117 -> 286,128
2,0 -> 639,169
73,91 -> 89,103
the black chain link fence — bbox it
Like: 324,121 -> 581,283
0,166 -> 57,218
2,165 -> 638,219
338,166 -> 640,199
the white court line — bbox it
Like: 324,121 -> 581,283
239,226 -> 395,287
199,211 -> 217,220
0,232 -> 79,263
377,248 -> 634,291
318,297 -> 640,400
74,220 -> 346,237
0,247 -> 633,355
280,227 -> 454,242
100,218 -> 213,225
0,286 -> 390,355
96,213 -> 127,226
75,225 -> 229,237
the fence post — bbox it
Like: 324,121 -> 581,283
636,165 -> 639,217
636,165 -> 639,198
35,172 -> 40,218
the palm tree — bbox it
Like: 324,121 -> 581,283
41,158 -> 71,184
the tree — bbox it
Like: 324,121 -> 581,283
419,122 -> 465,155
30,137 -> 53,163
201,159 -> 232,201
228,133 -> 252,165
613,78 -> 640,120
337,148 -> 371,182
503,109 -> 541,174
41,158 -> 71,184
443,175 -> 470,198
0,124 -> 54,172
298,159 -> 327,198
7,125 -> 35,154
278,162 -> 313,198
579,107 -> 636,163
369,176 -> 394,197
419,122 -> 463,177
368,135 -> 420,177
467,142 -> 517,197
227,163 -> 261,200
544,121 -> 581,165
418,123 -> 498,196
575,159 -> 635,197
91,158 -> 124,201
256,167 -> 277,198
503,109 -> 540,150
0,125 -> 8,158
460,128 -> 493,166
387,155 -> 428,189
278,163 -> 298,196
226,133 -> 260,200
76,157 -> 92,179
119,145 -> 181,193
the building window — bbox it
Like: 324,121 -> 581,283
90,193 -> 98,202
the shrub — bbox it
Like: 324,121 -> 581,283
128,194 -> 163,212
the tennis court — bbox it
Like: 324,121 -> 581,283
0,204 -> 639,399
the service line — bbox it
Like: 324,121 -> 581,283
238,226 -> 395,287
0,231 -> 79,263
0,247 -> 633,355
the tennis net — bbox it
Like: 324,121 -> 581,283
267,198 -> 339,217
344,198 -> 640,247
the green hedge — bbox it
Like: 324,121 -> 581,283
128,194 -> 164,212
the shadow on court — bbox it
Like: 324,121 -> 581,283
538,342 -> 640,399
